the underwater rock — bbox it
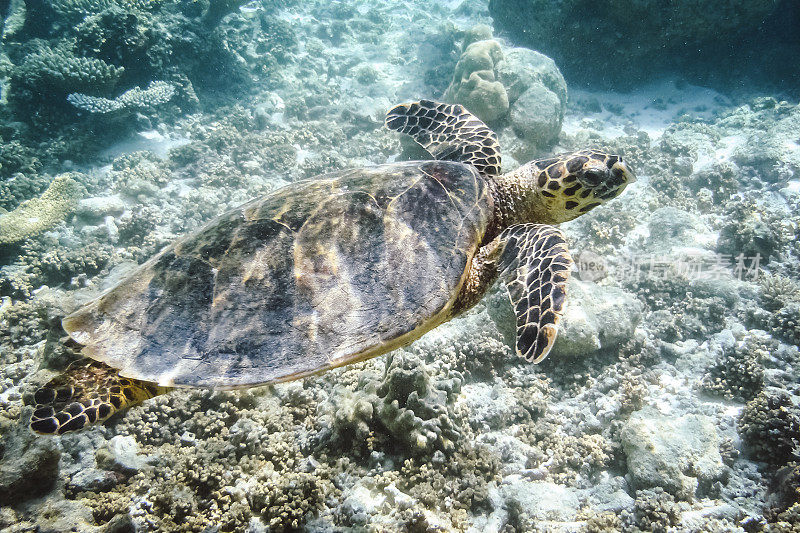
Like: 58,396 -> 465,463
29,498 -> 97,533
508,82 -> 564,156
66,467 -> 121,494
77,195 -> 126,220
0,423 -> 61,505
459,381 -> 519,431
587,477 -> 636,513
489,278 -> 642,358
499,477 -> 580,523
444,39 -> 568,151
0,174 -> 83,244
444,40 -> 509,123
498,47 -> 567,155
95,435 -> 148,475
645,206 -> 712,254
335,482 -> 382,527
621,408 -> 727,499
496,47 -> 567,106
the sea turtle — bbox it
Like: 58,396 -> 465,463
28,100 -> 635,435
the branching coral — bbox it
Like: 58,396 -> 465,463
631,488 -> 680,533
771,304 -> 800,348
760,273 -> 800,312
701,334 -> 769,402
51,0 -> 118,21
9,47 -> 123,113
109,152 -> 171,198
0,301 -> 48,352
68,81 -> 174,115
518,413 -> 614,485
84,389 -> 336,531
0,141 -> 43,185
738,390 -> 800,465
0,236 -> 114,298
248,469 -> 331,530
717,193 -> 793,263
398,442 -> 500,513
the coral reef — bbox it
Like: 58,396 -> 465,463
717,193 -> 791,263
0,0 -> 798,530
8,46 -> 124,117
770,304 -> 800,348
621,408 -> 727,499
318,351 -> 464,457
701,333 -> 769,402
0,174 -> 83,244
68,81 -> 174,115
630,488 -> 680,532
760,273 -> 800,312
738,390 -> 800,465
444,39 -> 508,123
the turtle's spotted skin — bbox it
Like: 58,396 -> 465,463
30,359 -> 163,435
532,149 -> 631,212
29,100 -> 635,435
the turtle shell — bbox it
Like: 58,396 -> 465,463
63,161 -> 494,388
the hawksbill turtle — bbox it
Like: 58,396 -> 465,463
29,100 -> 635,435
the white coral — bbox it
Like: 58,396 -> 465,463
67,81 -> 174,115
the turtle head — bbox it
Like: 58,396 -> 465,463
524,150 -> 636,224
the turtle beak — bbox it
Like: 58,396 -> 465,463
613,161 -> 636,184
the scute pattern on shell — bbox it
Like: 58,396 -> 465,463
62,161 -> 493,388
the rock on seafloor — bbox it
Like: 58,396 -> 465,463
486,278 -> 643,358
0,424 -> 61,505
621,407 -> 728,499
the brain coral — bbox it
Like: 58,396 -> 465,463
444,40 -> 509,123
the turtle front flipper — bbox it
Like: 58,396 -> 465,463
497,224 -> 573,363
385,99 -> 501,178
29,359 -> 167,435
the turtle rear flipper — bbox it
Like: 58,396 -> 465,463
385,100 -> 501,178
29,359 -> 166,435
498,224 -> 573,363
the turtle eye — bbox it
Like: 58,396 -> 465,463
579,168 -> 605,187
